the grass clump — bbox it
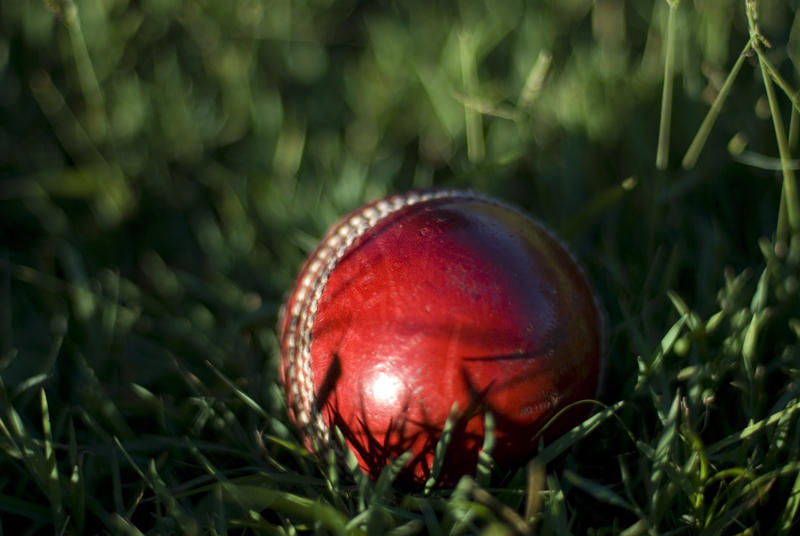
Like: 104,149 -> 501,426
1,0 -> 799,533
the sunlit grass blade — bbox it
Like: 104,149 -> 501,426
0,378 -> 50,495
704,463 -> 800,534
221,484 -> 358,536
517,50 -> 552,112
564,177 -> 638,239
757,51 -> 800,116
386,519 -> 426,536
667,290 -> 702,331
533,400 -> 625,466
748,10 -> 800,241
761,54 -> 800,240
524,459 -> 546,524
10,373 -> 51,400
656,0 -> 679,170
649,390 -> 680,521
372,451 -> 413,506
49,0 -> 108,138
636,315 -> 687,391
66,418 -> 86,533
459,32 -> 485,163
682,38 -> 753,169
106,513 -> 148,536
424,402 -> 460,494
40,389 -> 64,531
778,471 -> 800,534
707,398 -> 800,456
476,411 -> 495,488
541,474 -> 569,534
563,469 -> 635,512
457,476 -> 531,535
205,360 -> 268,419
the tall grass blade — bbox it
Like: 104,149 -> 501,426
534,400 -> 625,466
563,469 -> 634,512
656,0 -> 679,170
40,389 -> 64,530
460,32 -> 485,163
221,484 -> 358,536
517,51 -> 552,112
114,438 -> 200,535
424,402 -> 460,494
206,360 -> 268,419
476,411 -> 495,488
777,471 -> 800,535
707,399 -> 800,455
682,38 -> 753,169
748,5 -> 800,240
649,390 -> 680,521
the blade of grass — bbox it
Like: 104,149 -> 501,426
372,452 -> 413,506
533,400 -> 625,466
424,402 -> 460,494
460,476 -> 531,535
10,374 -> 51,400
682,38 -> 753,169
564,176 -> 638,240
563,469 -> 636,512
205,360 -> 268,419
760,53 -> 800,240
40,389 -> 64,531
186,441 -> 272,528
516,50 -> 552,112
0,378 -> 50,497
475,411 -> 495,488
47,0 -> 108,139
444,478 -> 483,534
66,418 -> 85,533
656,0 -> 679,170
748,2 -> 800,241
707,398 -> 800,455
524,459 -> 546,523
221,484 -> 359,536
618,455 -> 643,517
75,351 -> 133,440
757,51 -> 800,116
542,474 -> 569,534
459,31 -> 485,163
649,390 -> 680,523
733,151 -> 800,171
107,513 -> 148,536
114,438 -> 200,536
0,493 -> 51,522
777,471 -> 800,534
636,315 -> 687,391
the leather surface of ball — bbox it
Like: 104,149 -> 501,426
279,190 -> 603,485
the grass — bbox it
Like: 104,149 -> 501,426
1,0 -> 799,533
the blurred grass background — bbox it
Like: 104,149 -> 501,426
1,0 -> 800,534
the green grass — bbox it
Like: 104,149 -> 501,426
1,0 -> 800,533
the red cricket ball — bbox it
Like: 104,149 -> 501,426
279,190 -> 603,485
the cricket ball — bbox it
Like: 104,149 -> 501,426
279,190 -> 603,485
